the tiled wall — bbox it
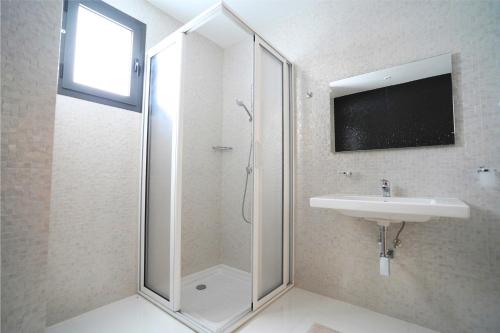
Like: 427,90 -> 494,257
265,1 -> 500,332
46,0 -> 181,325
181,32 -> 224,277
221,40 -> 254,272
1,0 -> 62,331
47,95 -> 144,325
181,36 -> 254,276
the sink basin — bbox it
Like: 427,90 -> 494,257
310,195 -> 470,224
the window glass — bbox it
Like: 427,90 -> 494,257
58,0 -> 146,112
73,5 -> 133,96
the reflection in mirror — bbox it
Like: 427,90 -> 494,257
330,54 -> 454,152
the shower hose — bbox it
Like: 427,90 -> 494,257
241,135 -> 253,224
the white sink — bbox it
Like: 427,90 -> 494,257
310,195 -> 470,224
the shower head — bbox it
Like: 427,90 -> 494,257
236,99 -> 253,122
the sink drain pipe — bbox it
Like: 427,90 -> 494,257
378,222 -> 406,276
378,224 -> 393,276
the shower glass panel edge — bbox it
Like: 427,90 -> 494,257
138,31 -> 184,312
252,35 -> 291,311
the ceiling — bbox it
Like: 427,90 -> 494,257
146,0 -> 315,47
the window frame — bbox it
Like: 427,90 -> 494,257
58,0 -> 146,112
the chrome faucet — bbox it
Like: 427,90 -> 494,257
381,179 -> 391,197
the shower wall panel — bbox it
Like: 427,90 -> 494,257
220,40 -> 254,272
181,33 -> 224,277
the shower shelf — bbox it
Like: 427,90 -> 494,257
212,146 -> 233,151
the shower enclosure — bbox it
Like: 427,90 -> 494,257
138,3 -> 294,332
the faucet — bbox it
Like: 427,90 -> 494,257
381,179 -> 391,197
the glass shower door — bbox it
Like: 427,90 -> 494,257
139,33 -> 184,311
138,4 -> 294,331
252,36 -> 291,309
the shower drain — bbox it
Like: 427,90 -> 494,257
196,284 -> 207,291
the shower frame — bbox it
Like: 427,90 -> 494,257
137,2 -> 295,332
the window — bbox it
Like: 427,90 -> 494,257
59,0 -> 146,112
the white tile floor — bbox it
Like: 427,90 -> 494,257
46,288 -> 437,333
238,288 -> 437,333
180,265 -> 252,331
46,295 -> 193,333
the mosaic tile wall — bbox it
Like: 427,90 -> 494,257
1,1 -> 62,331
46,0 -> 181,325
181,32 -> 224,277
264,1 -> 500,332
220,40 -> 254,273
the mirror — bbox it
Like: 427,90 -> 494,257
330,54 -> 454,152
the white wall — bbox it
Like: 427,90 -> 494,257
1,0 -> 61,331
181,32 -> 224,277
47,0 -> 181,325
263,1 -> 500,332
220,40 -> 253,272
181,35 -> 254,276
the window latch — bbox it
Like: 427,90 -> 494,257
134,58 -> 141,76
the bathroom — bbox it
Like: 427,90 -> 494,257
1,0 -> 499,332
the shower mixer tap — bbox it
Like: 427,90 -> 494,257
381,179 -> 391,197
